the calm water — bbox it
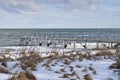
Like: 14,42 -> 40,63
0,28 -> 120,46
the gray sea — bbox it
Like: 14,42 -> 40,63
0,28 -> 120,46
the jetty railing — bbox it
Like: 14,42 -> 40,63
0,32 -> 120,47
18,32 -> 120,47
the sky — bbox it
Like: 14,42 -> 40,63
0,0 -> 120,28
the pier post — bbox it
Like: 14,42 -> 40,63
46,32 -> 48,44
96,41 -> 99,49
73,39 -> 76,48
111,42 -> 113,48
85,35 -> 87,48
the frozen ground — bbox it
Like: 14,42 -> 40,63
0,43 -> 119,80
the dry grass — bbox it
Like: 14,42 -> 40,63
105,77 -> 113,80
94,50 -> 113,59
76,65 -> 82,68
29,51 -> 39,57
42,63 -> 50,68
9,71 -> 36,80
1,61 -> 7,67
19,48 -> 39,58
84,74 -> 93,80
60,68 -> 66,72
82,67 -> 87,72
64,59 -> 70,65
12,63 -> 20,69
1,46 -> 118,80
115,47 -> 120,60
92,70 -> 97,75
0,66 -> 11,74
17,48 -> 43,71
91,47 -> 110,50
20,56 -> 43,71
0,57 -> 13,62
96,51 -> 113,56
109,47 -> 120,69
25,71 -> 36,80
109,60 -> 120,69
21,62 -> 36,71
20,49 -> 27,57
88,66 -> 94,71
60,71 -> 81,80
88,65 -> 97,75
50,51 -> 59,57
69,66 -> 74,72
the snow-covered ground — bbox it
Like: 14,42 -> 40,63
0,43 -> 119,80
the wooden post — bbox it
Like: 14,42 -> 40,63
41,32 -> 43,45
85,35 -> 87,48
74,39 -> 76,48
46,32 -> 48,44
111,42 -> 113,48
63,39 -> 64,48
96,41 -> 99,49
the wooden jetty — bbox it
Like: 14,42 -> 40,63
19,32 -> 120,48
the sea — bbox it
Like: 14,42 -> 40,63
0,28 -> 120,46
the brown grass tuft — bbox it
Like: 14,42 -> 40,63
29,51 -> 39,57
92,70 -> 97,75
82,67 -> 87,72
1,61 -> 7,67
25,71 -> 36,80
76,65 -> 82,68
9,71 -> 36,80
109,60 -> 120,69
69,66 -> 74,72
95,50 -> 113,59
60,71 -> 81,80
19,55 -> 43,71
0,66 -> 11,74
88,66 -> 94,71
84,74 -> 93,80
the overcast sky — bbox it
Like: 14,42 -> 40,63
0,0 -> 120,28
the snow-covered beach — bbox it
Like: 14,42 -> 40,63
0,43 -> 119,80
0,0 -> 120,79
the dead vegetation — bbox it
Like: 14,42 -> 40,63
1,61 -> 7,67
84,74 -> 93,80
109,61 -> 120,69
0,66 -> 11,74
76,65 -> 82,68
109,47 -> 120,69
92,70 -> 97,75
115,47 -> 120,60
0,47 -> 43,80
82,67 -> 87,73
0,46 -> 118,80
20,56 -> 43,71
105,77 -> 113,80
9,71 -> 36,80
60,71 -> 81,80
88,65 -> 97,75
94,50 -> 113,59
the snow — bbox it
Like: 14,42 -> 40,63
0,73 -> 10,80
0,43 -> 118,80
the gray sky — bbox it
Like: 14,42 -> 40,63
0,0 -> 120,28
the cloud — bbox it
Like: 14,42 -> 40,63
0,0 -> 45,14
0,0 -> 118,14
68,0 -> 87,5
90,4 -> 97,10
67,0 -> 105,10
